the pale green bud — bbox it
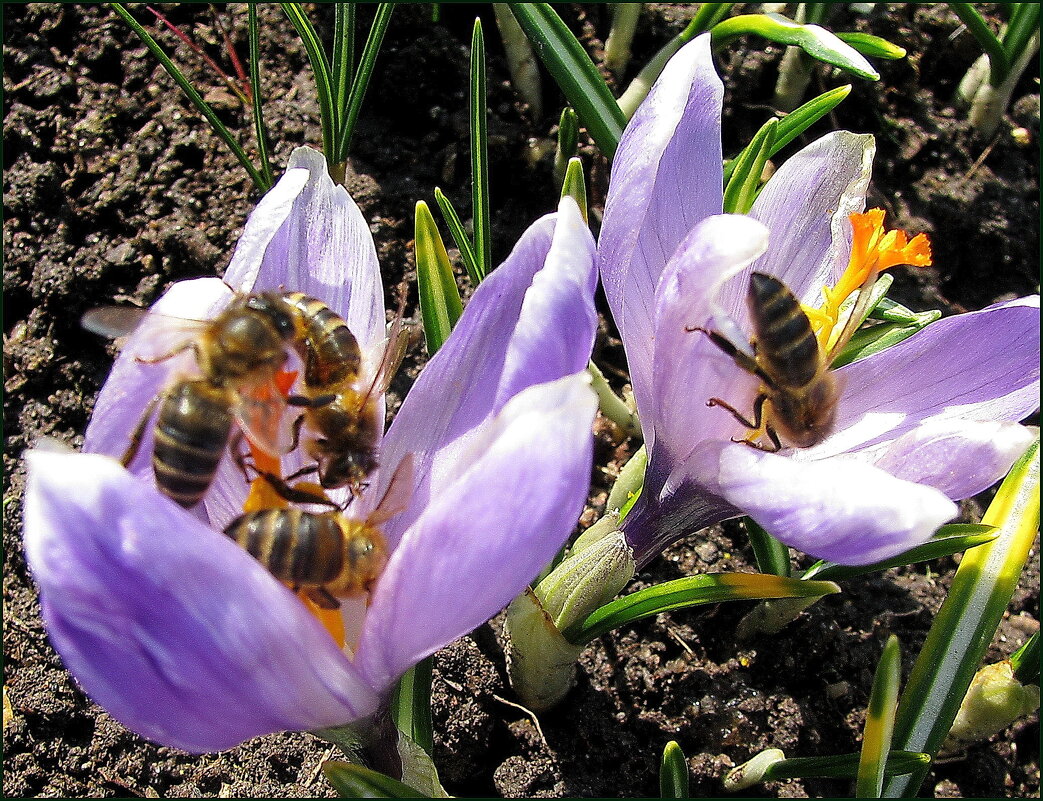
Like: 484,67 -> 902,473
723,748 -> 786,792
945,660 -> 1040,748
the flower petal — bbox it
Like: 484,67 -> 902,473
688,440 -> 958,565
357,373 -> 597,690
650,214 -> 769,469
599,35 -> 724,420
226,146 -> 385,352
745,131 -> 874,308
374,200 -> 597,543
808,296 -> 1041,461
23,450 -> 379,753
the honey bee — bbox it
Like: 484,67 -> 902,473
83,292 -> 302,507
223,455 -> 413,609
280,291 -> 408,494
690,271 -> 858,451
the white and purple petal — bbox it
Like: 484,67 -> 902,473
599,34 -> 724,421
356,373 -> 597,690
23,450 -> 378,753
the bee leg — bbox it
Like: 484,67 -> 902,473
689,326 -> 777,388
256,470 -> 339,509
709,394 -> 783,453
706,395 -> 759,430
133,341 -> 194,365
284,413 -> 306,453
229,432 -> 256,482
120,396 -> 161,467
287,393 -> 337,408
284,462 -> 319,482
303,587 -> 341,610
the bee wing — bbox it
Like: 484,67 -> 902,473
367,453 -> 414,525
82,305 -> 210,360
231,379 -> 294,457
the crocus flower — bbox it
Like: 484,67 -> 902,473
599,36 -> 1040,567
23,147 -> 598,752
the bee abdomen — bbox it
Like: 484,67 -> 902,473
152,380 -> 233,507
748,272 -> 821,387
283,292 -> 361,387
224,509 -> 345,586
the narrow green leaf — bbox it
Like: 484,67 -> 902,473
1010,631 -> 1040,685
763,750 -> 930,782
869,294 -> 929,323
331,4 -> 356,135
565,573 -> 840,645
723,118 -> 777,214
660,740 -> 690,798
433,188 -> 480,286
335,4 -> 394,163
745,517 -> 791,577
247,5 -> 274,189
470,18 -> 492,280
857,635 -> 902,798
553,106 -> 579,189
108,3 -> 267,191
802,524 -> 999,583
721,85 -> 851,187
280,3 -> 336,161
836,31 -> 907,60
948,3 -> 1010,84
390,657 -> 434,757
690,3 -> 735,36
414,201 -> 463,355
509,3 -> 626,158
830,313 -> 941,368
883,438 -> 1039,798
712,13 -> 880,81
1001,4 -> 1041,68
559,157 -> 588,223
322,761 -> 426,798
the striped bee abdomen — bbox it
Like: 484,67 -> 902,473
747,272 -> 821,388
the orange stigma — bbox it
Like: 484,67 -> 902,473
812,208 -> 932,349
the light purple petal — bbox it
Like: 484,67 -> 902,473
688,440 -> 958,565
650,215 -> 768,467
82,278 -> 233,472
869,419 -> 1035,499
806,296 -> 1041,461
227,146 -> 385,353
599,35 -> 724,421
744,131 -> 874,309
24,450 -> 379,753
357,374 -> 597,690
375,200 -> 597,543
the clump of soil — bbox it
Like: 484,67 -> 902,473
4,4 -> 1038,798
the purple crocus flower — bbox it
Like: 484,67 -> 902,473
599,36 -> 1040,568
23,147 -> 598,752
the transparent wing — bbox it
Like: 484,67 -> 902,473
368,453 -> 414,525
82,305 -> 210,361
231,378 -> 295,457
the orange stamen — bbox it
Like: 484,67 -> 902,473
813,208 -> 932,349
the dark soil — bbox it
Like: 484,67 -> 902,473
4,4 -> 1039,798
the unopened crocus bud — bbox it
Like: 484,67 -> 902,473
945,660 -> 1040,749
723,748 -> 786,792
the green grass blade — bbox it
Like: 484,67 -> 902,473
948,2 -> 1010,84
882,438 -> 1040,798
247,5 -> 274,189
1001,3 -> 1041,66
322,761 -> 427,798
857,635 -> 902,797
433,188 -> 480,286
509,3 -> 626,158
414,201 -> 463,355
660,740 -> 689,798
281,3 -> 336,161
802,524 -> 999,583
690,3 -> 735,36
470,18 -> 492,281
745,518 -> 791,577
335,3 -> 394,163
764,751 -> 930,781
836,31 -> 907,60
559,156 -> 588,223
564,573 -> 840,645
723,118 -> 776,214
331,4 -> 356,134
553,106 -> 579,189
108,3 -> 266,191
1010,631 -> 1039,685
712,13 -> 879,80
390,657 -> 434,757
721,85 -> 850,187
